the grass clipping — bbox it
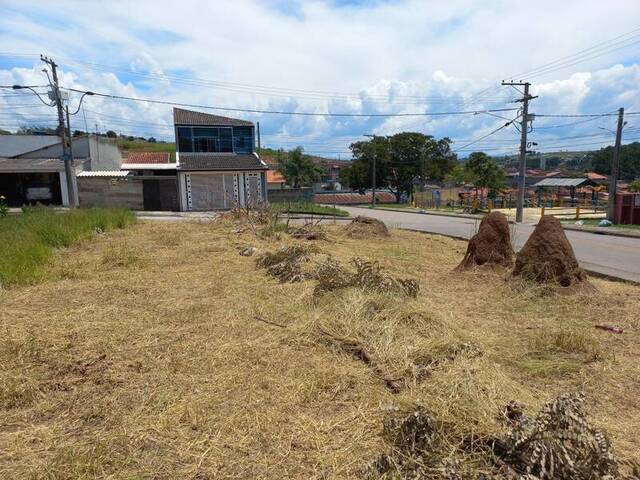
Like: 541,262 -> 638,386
255,245 -> 318,282
367,392 -> 637,480
256,245 -> 419,297
314,257 -> 419,297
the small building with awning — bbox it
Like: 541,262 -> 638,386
532,177 -> 599,206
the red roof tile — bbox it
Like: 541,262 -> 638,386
122,152 -> 171,164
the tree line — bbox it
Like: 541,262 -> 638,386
276,132 -> 505,202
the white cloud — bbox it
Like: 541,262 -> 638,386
1,0 -> 639,156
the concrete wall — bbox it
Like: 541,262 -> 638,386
267,187 -> 313,203
89,137 -> 122,171
18,137 -> 90,159
78,176 -> 143,209
16,136 -> 122,171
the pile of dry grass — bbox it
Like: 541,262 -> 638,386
255,244 -> 318,282
344,216 -> 390,239
289,225 -> 328,241
367,392 -> 638,479
314,256 -> 419,297
1,221 -> 639,478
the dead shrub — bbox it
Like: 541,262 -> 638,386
497,392 -> 620,479
256,244 -> 318,283
314,257 -> 419,298
367,393 -> 634,480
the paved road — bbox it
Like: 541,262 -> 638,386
340,206 -> 640,283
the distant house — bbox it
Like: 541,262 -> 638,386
173,108 -> 268,210
0,135 -> 120,207
312,157 -> 351,184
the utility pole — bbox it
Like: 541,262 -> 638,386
41,55 -> 76,207
607,107 -> 625,221
501,81 -> 536,222
257,121 -> 261,155
364,134 -> 377,207
65,105 -> 75,179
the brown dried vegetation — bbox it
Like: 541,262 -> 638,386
0,219 -> 638,478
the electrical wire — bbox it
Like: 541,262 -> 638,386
61,87 -> 521,118
452,115 -> 521,153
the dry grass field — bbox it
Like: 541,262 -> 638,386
1,218 -> 639,478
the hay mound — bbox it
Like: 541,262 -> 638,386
456,211 -> 513,270
513,215 -> 587,287
344,216 -> 390,239
314,257 -> 419,297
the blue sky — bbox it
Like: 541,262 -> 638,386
1,0 -> 640,158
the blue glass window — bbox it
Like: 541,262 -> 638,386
219,127 -> 233,152
177,127 -> 193,152
233,126 -> 253,153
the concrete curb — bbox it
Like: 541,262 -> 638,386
368,206 -> 485,221
367,207 -> 640,238
562,224 -> 640,239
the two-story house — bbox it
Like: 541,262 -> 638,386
174,108 -> 268,211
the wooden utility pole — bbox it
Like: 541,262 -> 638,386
607,107 -> 625,221
501,81 -> 536,223
364,134 -> 377,207
41,55 -> 76,207
257,121 -> 261,155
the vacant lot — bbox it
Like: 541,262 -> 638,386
0,218 -> 638,478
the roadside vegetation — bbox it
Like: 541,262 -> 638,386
0,214 -> 638,478
0,207 -> 135,287
269,201 -> 349,217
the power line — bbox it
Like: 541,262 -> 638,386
452,115 -> 521,153
58,87 -> 520,118
54,56 -> 513,106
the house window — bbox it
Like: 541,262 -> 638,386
193,127 -> 218,152
177,125 -> 252,153
219,127 -> 233,152
233,126 -> 253,153
177,127 -> 193,152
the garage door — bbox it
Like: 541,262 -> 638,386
190,174 -> 225,210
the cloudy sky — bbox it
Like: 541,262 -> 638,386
1,0 -> 640,158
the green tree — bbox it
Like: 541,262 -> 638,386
277,147 -> 323,188
444,164 -> 471,186
628,178 -> 640,192
464,152 -> 505,199
589,142 -> 640,180
348,132 -> 456,203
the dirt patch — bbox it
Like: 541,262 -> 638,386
344,216 -> 390,239
513,215 -> 588,288
456,211 -> 513,271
